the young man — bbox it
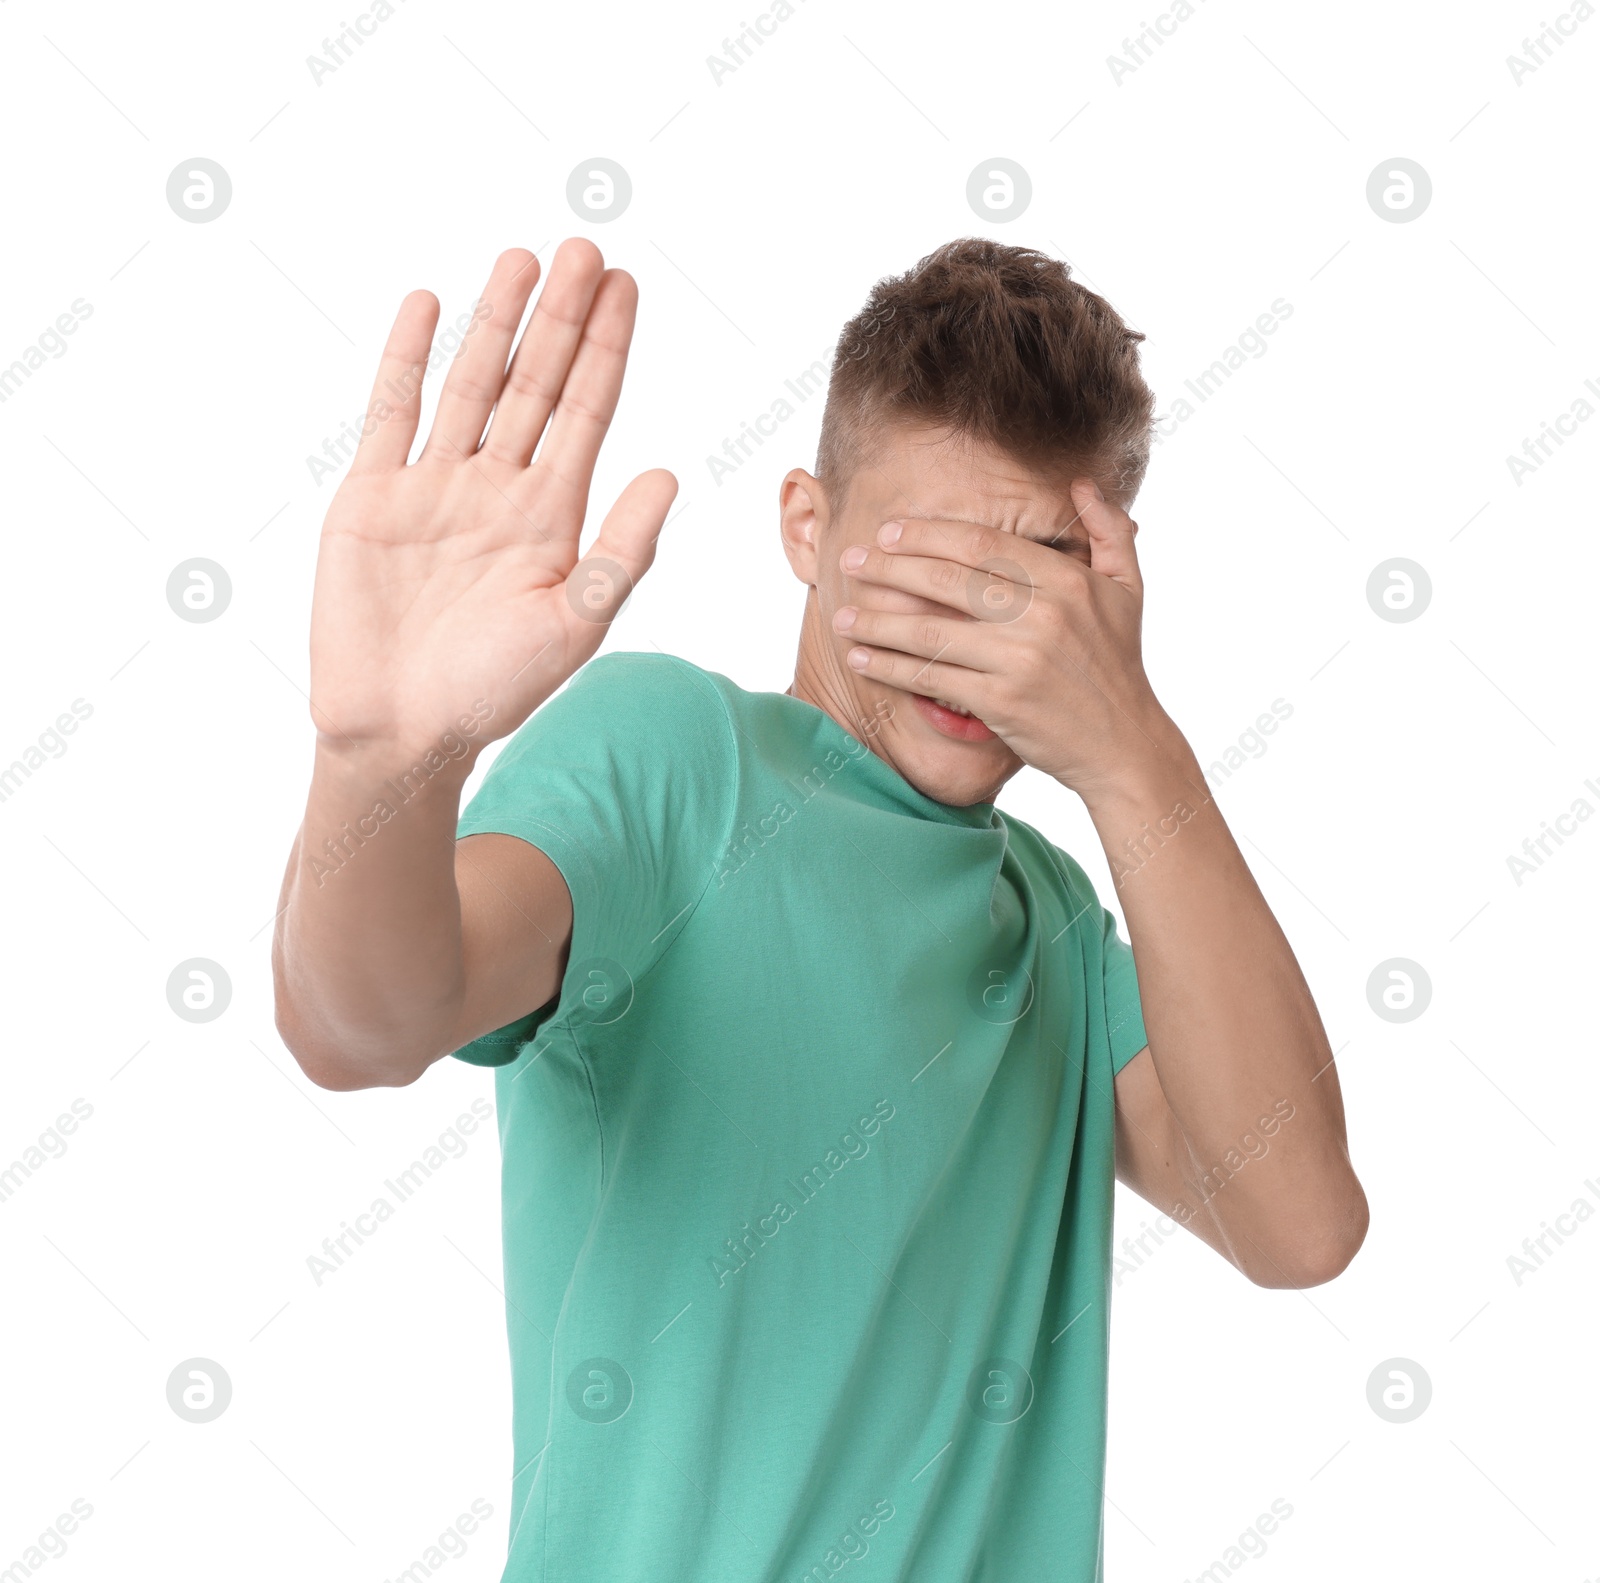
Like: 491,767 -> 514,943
274,237 -> 1366,1581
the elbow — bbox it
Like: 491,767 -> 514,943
292,1051 -> 392,1092
274,998 -> 427,1092
275,1007 -> 366,1092
285,1040 -> 428,1092
1247,1181 -> 1370,1290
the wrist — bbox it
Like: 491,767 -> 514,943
1080,734 -> 1218,893
1070,713 -> 1204,819
310,731 -> 481,808
1075,729 -> 1209,838
312,725 -> 484,789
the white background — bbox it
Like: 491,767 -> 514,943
1,0 -> 1596,1577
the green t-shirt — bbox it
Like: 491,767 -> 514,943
453,651 -> 1148,1582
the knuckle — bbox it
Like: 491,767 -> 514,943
964,523 -> 995,561
446,368 -> 501,404
1011,638 -> 1046,678
504,361 -> 560,405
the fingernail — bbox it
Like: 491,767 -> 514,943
841,545 -> 867,570
847,647 -> 871,671
833,606 -> 858,631
879,521 -> 903,546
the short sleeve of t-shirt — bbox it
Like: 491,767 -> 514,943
1041,841 -> 1149,1075
1099,905 -> 1148,1074
449,651 -> 737,1066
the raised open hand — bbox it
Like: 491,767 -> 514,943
308,240 -> 676,757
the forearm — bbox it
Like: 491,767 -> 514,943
1082,721 -> 1366,1281
273,741 -> 476,1088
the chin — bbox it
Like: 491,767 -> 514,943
882,700 -> 1019,806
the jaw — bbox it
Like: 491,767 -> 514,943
871,689 -> 1021,806
789,593 -> 1020,807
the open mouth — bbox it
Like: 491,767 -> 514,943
911,692 -> 996,742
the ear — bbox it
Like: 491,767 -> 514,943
779,469 -> 830,587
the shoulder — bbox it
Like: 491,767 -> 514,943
462,651 -> 743,868
997,810 -> 1092,894
565,649 -> 728,710
497,650 -> 736,758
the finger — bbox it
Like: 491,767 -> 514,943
421,248 -> 543,462
841,641 -> 985,708
842,542 -> 1036,623
1069,479 -> 1142,592
853,583 -> 955,618
482,238 -> 608,467
561,468 -> 678,629
352,289 -> 440,473
536,269 -> 639,509
877,516 -> 1059,585
832,604 -> 996,672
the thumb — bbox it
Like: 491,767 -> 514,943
566,469 -> 679,624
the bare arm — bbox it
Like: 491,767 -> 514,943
273,760 -> 574,1088
1100,743 -> 1367,1289
273,241 -> 676,1090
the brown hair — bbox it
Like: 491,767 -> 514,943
815,238 -> 1154,507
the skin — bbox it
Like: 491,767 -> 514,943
275,241 -> 1367,1295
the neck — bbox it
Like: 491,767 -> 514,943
787,591 -> 885,763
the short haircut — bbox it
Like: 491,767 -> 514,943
815,238 -> 1155,507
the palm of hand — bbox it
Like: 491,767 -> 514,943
307,241 -> 676,755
